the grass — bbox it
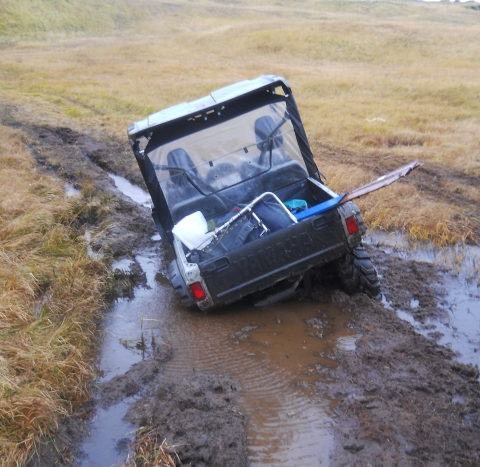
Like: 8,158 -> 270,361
0,125 -> 106,466
0,0 -> 479,462
322,160 -> 474,245
124,428 -> 176,467
0,0 -> 149,38
0,1 -> 478,197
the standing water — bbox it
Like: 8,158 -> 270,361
108,173 -> 152,208
160,299 -> 355,466
79,249 -> 355,466
79,252 -> 169,467
78,174 -> 358,466
367,231 -> 480,368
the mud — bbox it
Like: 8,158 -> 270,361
126,374 -> 248,467
325,253 -> 480,467
2,100 -> 479,467
98,345 -> 174,409
370,248 -> 443,322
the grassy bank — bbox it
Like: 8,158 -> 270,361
0,0 -> 478,244
0,125 -> 106,465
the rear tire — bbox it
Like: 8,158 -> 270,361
168,260 -> 195,307
335,245 -> 381,299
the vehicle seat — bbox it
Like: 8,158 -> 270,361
255,116 -> 284,152
167,148 -> 198,184
166,148 -> 232,222
165,148 -> 200,213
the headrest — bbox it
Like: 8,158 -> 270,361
167,148 -> 197,183
255,116 -> 284,152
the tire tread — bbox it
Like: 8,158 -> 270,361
335,245 -> 381,299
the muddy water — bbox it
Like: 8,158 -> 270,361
80,247 -> 355,466
160,299 -> 355,466
367,231 -> 480,367
79,252 -> 168,467
108,173 -> 151,208
79,175 -> 356,466
64,182 -> 81,198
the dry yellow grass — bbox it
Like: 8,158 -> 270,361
320,159 -> 475,245
124,428 -> 176,467
0,125 -> 105,466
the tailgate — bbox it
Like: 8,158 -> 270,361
199,208 -> 347,304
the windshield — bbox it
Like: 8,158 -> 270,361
147,101 -> 308,223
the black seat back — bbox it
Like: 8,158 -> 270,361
255,116 -> 284,152
167,148 -> 198,184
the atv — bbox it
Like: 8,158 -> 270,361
128,74 -> 419,310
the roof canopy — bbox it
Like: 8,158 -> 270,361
128,75 -> 291,140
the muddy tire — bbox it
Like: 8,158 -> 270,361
168,260 -> 195,307
335,245 -> 381,299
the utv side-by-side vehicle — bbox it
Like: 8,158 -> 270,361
128,74 -> 419,311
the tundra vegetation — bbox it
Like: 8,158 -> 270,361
0,125 -> 106,465
0,0 -> 479,464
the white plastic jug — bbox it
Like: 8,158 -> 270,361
172,211 -> 214,250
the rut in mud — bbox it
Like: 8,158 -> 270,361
2,101 -> 479,467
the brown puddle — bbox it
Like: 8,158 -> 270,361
160,297 -> 356,466
79,244 -> 356,466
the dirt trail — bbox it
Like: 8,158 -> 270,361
2,100 -> 479,466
